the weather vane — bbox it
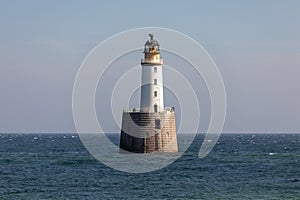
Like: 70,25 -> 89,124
148,33 -> 154,40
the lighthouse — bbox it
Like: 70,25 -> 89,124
140,33 -> 164,113
120,34 -> 178,153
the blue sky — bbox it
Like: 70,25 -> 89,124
1,1 -> 300,133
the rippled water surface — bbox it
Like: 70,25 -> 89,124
0,134 -> 299,199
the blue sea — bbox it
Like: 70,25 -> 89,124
0,133 -> 299,199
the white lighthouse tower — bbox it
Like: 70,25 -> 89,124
120,34 -> 178,153
140,33 -> 164,113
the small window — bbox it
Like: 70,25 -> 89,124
154,91 -> 157,97
154,79 -> 157,85
155,119 -> 161,129
154,104 -> 158,113
154,67 -> 157,73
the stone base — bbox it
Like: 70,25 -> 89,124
119,109 -> 178,153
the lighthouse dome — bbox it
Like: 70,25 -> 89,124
144,33 -> 160,52
145,38 -> 159,47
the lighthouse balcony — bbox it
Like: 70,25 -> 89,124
141,58 -> 163,65
123,107 -> 174,113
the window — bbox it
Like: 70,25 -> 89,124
154,104 -> 158,113
154,91 -> 157,97
154,67 -> 157,73
154,79 -> 157,85
155,119 -> 161,129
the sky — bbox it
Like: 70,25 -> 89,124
1,0 -> 300,133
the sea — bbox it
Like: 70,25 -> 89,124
0,133 -> 299,200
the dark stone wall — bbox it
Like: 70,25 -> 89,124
120,111 -> 178,153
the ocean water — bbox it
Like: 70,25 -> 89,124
0,133 -> 299,199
